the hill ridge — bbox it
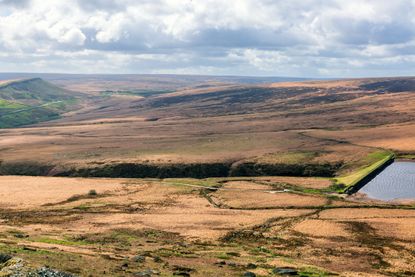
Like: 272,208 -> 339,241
0,78 -> 82,128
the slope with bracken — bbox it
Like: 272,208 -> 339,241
0,78 -> 86,128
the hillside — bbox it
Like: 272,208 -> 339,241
0,73 -> 308,94
0,76 -> 415,277
0,76 -> 413,180
131,77 -> 415,125
0,78 -> 84,128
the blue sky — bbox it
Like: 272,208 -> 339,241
0,0 -> 415,77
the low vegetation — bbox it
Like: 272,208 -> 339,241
0,78 -> 82,127
100,89 -> 173,97
0,176 -> 413,276
0,76 -> 414,276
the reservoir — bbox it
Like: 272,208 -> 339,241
359,162 -> 415,201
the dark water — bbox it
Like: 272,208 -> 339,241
359,162 -> 415,201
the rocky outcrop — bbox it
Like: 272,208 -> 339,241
0,255 -> 75,277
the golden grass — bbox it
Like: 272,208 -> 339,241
219,181 -> 272,190
212,190 -> 327,208
319,208 -> 415,219
0,176 -> 413,276
363,218 -> 415,241
260,176 -> 333,189
0,176 -> 126,209
310,123 -> 415,152
293,219 -> 351,238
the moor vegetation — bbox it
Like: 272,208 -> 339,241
0,76 -> 414,181
0,75 -> 414,276
0,176 -> 414,276
0,78 -> 84,128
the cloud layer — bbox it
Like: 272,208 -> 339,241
1,0 -> 415,77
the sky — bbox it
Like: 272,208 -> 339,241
1,0 -> 415,78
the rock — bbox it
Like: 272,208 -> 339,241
146,240 -> 157,243
243,272 -> 256,277
23,246 -> 37,252
134,269 -> 160,277
134,272 -> 151,277
172,265 -> 194,272
13,233 -> 29,238
272,267 -> 298,275
36,267 -> 76,277
246,263 -> 257,269
132,255 -> 146,263
0,256 -> 75,277
172,265 -> 194,276
0,253 -> 12,263
0,257 -> 32,276
177,242 -> 189,248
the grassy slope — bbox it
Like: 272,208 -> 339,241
334,150 -> 395,191
0,78 -> 74,103
0,78 -> 80,128
0,77 -> 412,180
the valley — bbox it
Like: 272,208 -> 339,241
2,1 -> 415,276
0,76 -> 414,181
0,75 -> 414,276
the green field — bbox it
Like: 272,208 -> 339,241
0,79 -> 80,128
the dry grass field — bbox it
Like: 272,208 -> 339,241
0,76 -> 415,276
0,176 -> 414,276
309,123 -> 415,152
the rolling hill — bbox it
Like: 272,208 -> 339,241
0,78 -> 84,128
0,73 -> 309,94
0,76 -> 413,180
0,75 -> 415,277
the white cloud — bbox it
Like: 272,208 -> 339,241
228,49 -> 290,72
94,13 -> 127,43
0,0 -> 414,77
60,28 -> 86,45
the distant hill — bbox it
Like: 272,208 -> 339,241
359,77 -> 415,92
0,73 -> 309,94
0,78 -> 76,104
0,75 -> 414,180
0,78 -> 82,128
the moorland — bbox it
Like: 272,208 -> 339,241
0,74 -> 414,276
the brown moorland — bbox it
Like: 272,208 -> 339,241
0,176 -> 413,276
0,76 -> 414,276
0,76 -> 414,178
